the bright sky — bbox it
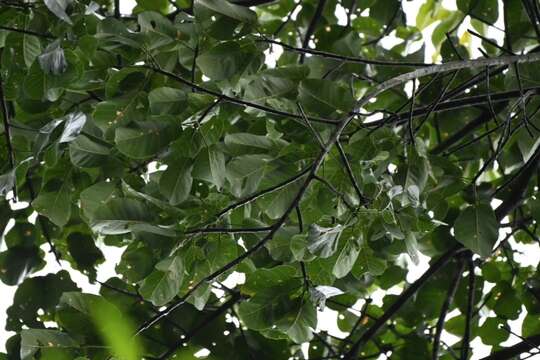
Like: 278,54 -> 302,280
1,1 -> 540,359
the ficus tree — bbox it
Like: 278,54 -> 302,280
1,0 -> 540,359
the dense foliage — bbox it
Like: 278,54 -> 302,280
1,0 -> 540,359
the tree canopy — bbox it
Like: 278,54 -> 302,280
1,0 -> 540,359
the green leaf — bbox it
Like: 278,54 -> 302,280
79,181 -> 118,220
454,204 -> 498,258
159,159 -> 194,205
478,317 -> 509,346
135,0 -> 169,14
208,147 -> 226,190
20,329 -> 78,360
33,118 -> 64,156
23,34 -> 41,68
0,170 -> 15,197
115,122 -> 173,159
352,247 -> 387,278
66,232 -> 104,276
69,135 -> 111,168
0,247 -> 44,285
44,0 -> 73,24
277,300 -> 317,343
148,87 -> 187,115
227,154 -> 271,180
197,0 -> 257,23
259,180 -> 302,219
404,232 -> 420,265
522,313 -> 540,338
333,234 -> 362,278
309,286 -> 344,310
457,0 -> 498,24
32,184 -> 72,227
298,79 -> 354,116
59,112 -> 86,143
225,132 -> 282,150
196,42 -> 249,80
307,224 -> 343,258
139,254 -> 184,306
90,299 -> 142,360
90,198 -> 153,235
38,40 -> 67,75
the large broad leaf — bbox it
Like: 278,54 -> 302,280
259,180 -> 302,219
20,329 -> 78,360
298,79 -> 355,117
115,122 -> 174,159
242,265 -> 301,299
33,118 -> 64,156
159,159 -> 194,205
307,224 -> 343,258
277,299 -> 317,344
139,254 -> 184,306
0,247 -> 44,286
457,0 -> 498,24
69,134 -> 111,168
238,266 -> 305,337
226,154 -> 271,180
333,235 -> 362,278
38,40 -> 67,75
309,286 -> 344,310
224,132 -> 283,150
90,198 -> 176,236
208,147 -> 226,190
404,232 -> 420,265
197,42 -> 249,80
0,170 -> 15,197
58,292 -> 142,360
89,297 -> 142,360
23,34 -> 41,68
148,87 -> 187,115
135,0 -> 169,14
79,181 -> 118,220
32,183 -> 72,227
90,198 -> 158,235
6,271 -> 78,332
197,0 -> 256,23
454,204 -> 498,258
66,232 -> 104,277
59,112 -> 86,143
352,246 -> 387,278
44,0 -> 73,24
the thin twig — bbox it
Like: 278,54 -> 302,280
300,0 -> 327,64
461,254 -> 475,360
433,259 -> 465,360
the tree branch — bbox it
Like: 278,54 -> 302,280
0,25 -> 54,39
136,51 -> 540,341
494,143 -> 540,220
215,166 -> 311,219
299,0 -> 327,64
139,65 -> 338,125
343,244 -> 466,359
480,334 -> 540,360
157,292 -> 241,359
258,37 -> 430,67
335,140 -> 366,204
0,68 -> 15,186
433,259 -> 465,360
461,254 -> 475,360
